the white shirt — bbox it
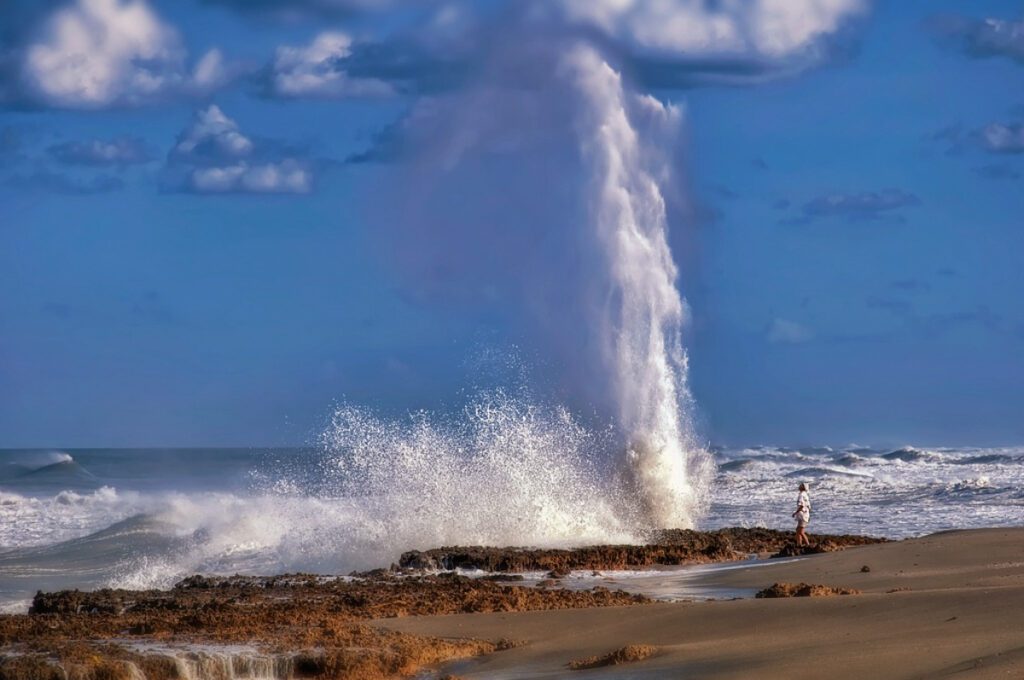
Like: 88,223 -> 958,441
797,490 -> 810,521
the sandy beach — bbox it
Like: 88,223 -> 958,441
379,528 -> 1024,679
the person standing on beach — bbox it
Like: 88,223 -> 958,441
792,483 -> 811,546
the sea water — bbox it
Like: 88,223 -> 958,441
2,441 -> 1022,613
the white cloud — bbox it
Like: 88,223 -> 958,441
558,0 -> 865,60
189,160 -> 312,194
980,122 -> 1024,154
191,48 -> 230,92
21,0 -> 231,108
269,32 -> 394,98
167,105 -> 314,195
173,104 -> 255,160
767,318 -> 814,343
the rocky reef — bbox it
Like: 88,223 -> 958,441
0,528 -> 884,679
0,572 -> 645,680
399,528 -> 884,572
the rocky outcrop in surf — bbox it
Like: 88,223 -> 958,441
399,528 -> 884,573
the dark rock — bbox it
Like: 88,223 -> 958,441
399,550 -> 440,570
400,529 -> 884,573
770,543 -> 832,559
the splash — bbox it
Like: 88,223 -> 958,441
317,389 -> 637,548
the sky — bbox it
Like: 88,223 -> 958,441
1,0 -> 1022,448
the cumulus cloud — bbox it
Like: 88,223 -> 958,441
784,188 -> 920,224
767,318 -> 813,343
171,104 -> 255,161
552,0 -> 866,86
348,0 -> 868,162
979,122 -> 1024,154
266,32 -> 394,99
164,104 -> 315,194
5,0 -> 868,110
929,14 -> 1024,64
48,135 -> 151,166
13,0 -> 232,109
559,0 -> 864,57
185,160 -> 313,194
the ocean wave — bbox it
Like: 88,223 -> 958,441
0,486 -> 140,548
785,466 -> 874,480
933,478 -> 1012,498
952,454 -> 1018,465
881,447 -> 942,463
0,451 -> 75,479
717,459 -> 754,472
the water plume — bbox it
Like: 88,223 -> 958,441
353,30 -> 713,535
322,0 -> 864,537
563,44 -> 711,527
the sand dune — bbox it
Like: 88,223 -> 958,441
377,528 -> 1024,679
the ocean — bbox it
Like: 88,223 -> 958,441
1,444 -> 1022,613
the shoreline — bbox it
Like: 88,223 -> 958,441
2,528 -> 1021,679
384,527 -> 1024,679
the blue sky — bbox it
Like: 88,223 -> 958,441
1,0 -> 1022,448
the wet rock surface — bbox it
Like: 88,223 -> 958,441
401,528 -> 884,573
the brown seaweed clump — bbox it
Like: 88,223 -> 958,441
755,582 -> 861,598
568,644 -> 660,670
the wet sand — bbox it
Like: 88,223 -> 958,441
377,528 -> 1024,679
